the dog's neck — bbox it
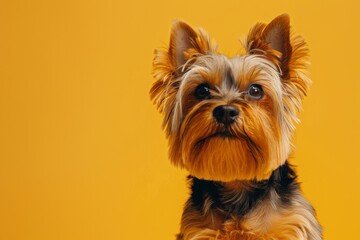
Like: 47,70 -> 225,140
188,161 -> 299,217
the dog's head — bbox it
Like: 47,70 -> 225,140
150,14 -> 310,181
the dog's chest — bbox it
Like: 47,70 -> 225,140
208,200 -> 281,239
179,171 -> 321,240
180,198 -> 316,240
219,200 -> 281,239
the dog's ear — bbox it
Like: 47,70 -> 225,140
169,21 -> 199,71
169,20 -> 212,74
263,14 -> 292,78
247,14 -> 292,79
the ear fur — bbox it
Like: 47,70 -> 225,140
247,14 -> 292,79
170,21 -> 200,70
150,21 -> 216,134
263,14 -> 292,78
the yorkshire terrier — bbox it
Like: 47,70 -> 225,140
150,14 -> 322,240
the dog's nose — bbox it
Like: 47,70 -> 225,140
213,105 -> 239,125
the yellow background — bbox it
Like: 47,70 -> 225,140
0,0 -> 359,239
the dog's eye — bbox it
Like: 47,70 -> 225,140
195,83 -> 211,100
248,84 -> 264,99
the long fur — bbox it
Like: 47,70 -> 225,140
177,163 -> 322,240
150,14 -> 322,240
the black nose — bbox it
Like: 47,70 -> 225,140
213,105 -> 239,125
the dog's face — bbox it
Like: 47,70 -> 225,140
151,15 -> 310,181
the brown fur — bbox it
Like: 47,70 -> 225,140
178,188 -> 321,240
151,14 -> 321,240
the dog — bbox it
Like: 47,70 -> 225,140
150,14 -> 322,240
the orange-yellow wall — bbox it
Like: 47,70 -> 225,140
0,1 -> 359,239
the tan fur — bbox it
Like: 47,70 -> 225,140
151,14 -> 321,240
179,189 -> 321,240
151,15 -> 309,181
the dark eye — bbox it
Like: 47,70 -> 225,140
248,84 -> 264,99
194,83 -> 211,100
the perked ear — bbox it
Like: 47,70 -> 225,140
169,21 -> 212,74
247,14 -> 292,79
263,14 -> 292,78
169,21 -> 198,69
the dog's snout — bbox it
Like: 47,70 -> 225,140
213,105 -> 239,125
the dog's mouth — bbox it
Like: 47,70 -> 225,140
194,130 -> 236,148
210,131 -> 235,138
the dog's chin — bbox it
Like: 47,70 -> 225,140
182,133 -> 262,181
